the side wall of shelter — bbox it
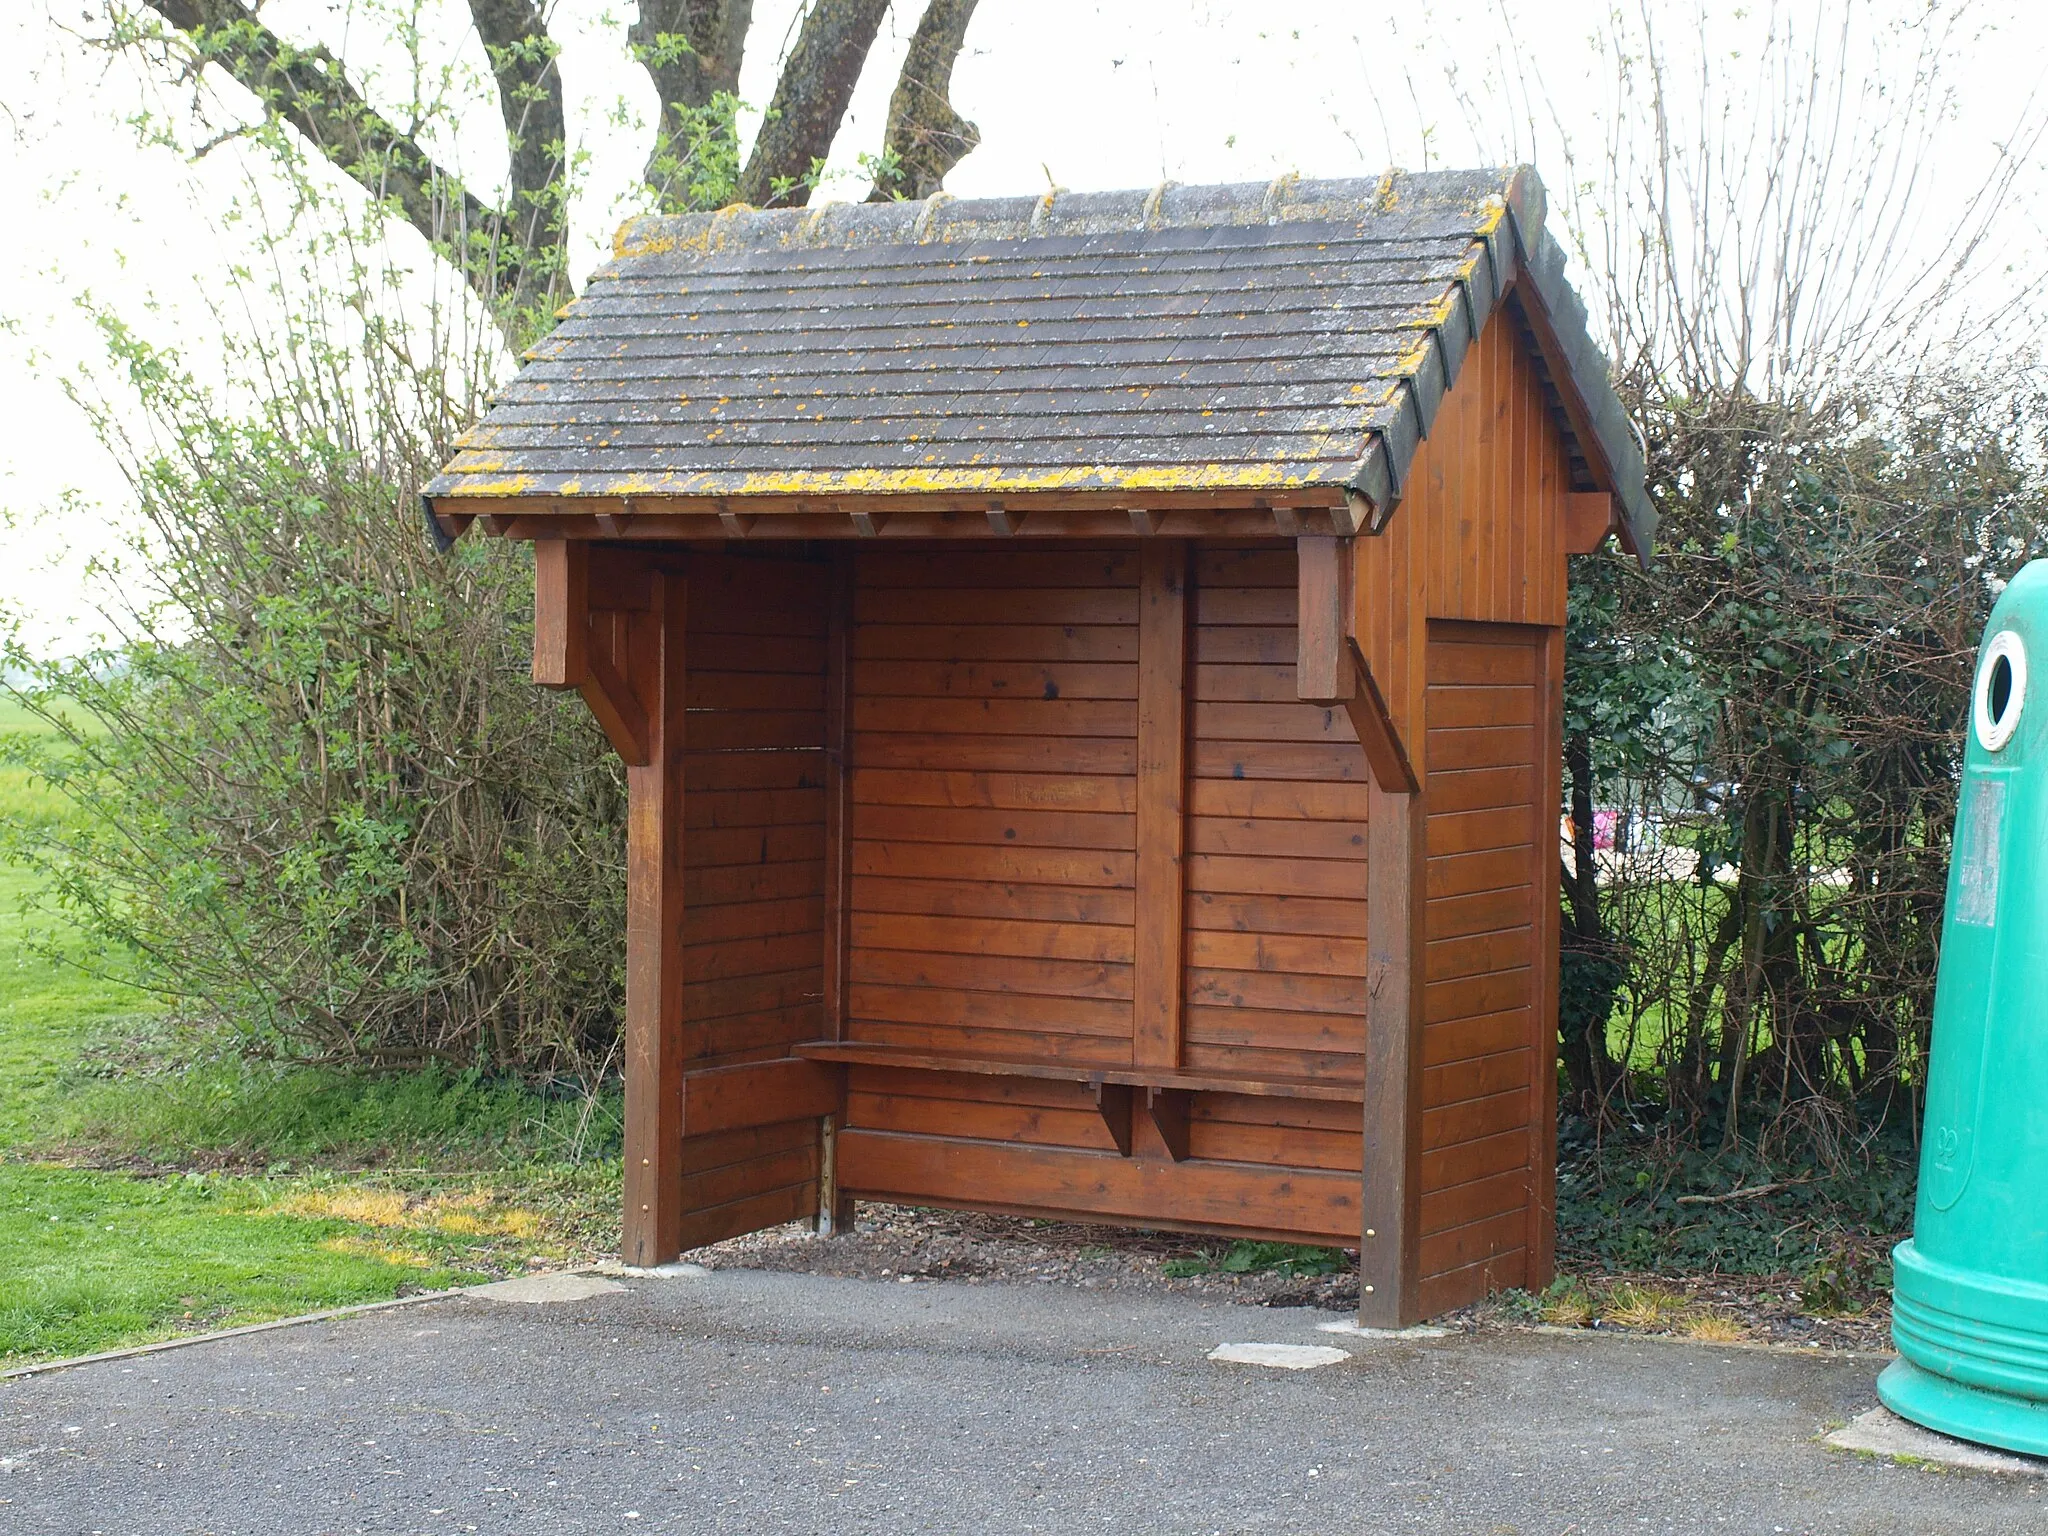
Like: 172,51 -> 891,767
1355,291 -> 1572,1316
675,554 -> 834,1247
584,549 -> 836,1254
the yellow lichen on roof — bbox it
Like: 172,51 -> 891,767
437,460 -> 1348,501
444,473 -> 540,496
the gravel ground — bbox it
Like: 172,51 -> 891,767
697,1201 -> 1895,1353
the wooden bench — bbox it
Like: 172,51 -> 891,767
792,1039 -> 1363,1160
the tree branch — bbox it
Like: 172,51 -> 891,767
868,0 -> 979,201
738,0 -> 889,209
630,0 -> 751,134
628,0 -> 753,209
133,0 -> 557,318
466,0 -> 570,311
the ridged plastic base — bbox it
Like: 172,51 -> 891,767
1891,1240 -> 2048,1403
1877,1358 -> 2048,1459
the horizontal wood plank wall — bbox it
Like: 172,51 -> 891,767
1417,619 -> 1544,1315
1184,544 -> 1369,1153
836,542 -> 1361,1246
846,545 -> 1141,1064
676,552 -> 831,1249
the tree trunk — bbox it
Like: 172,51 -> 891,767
1558,727 -> 1623,1115
468,0 -> 570,314
738,0 -> 892,208
868,0 -> 981,200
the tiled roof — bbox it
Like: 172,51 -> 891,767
427,166 -> 1652,552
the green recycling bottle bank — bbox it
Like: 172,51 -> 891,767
1883,559 -> 2048,1454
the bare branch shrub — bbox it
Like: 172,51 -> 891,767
1531,3 -> 2048,1149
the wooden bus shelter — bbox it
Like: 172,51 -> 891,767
424,168 -> 1653,1325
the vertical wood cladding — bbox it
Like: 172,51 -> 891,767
1418,619 -> 1546,1314
675,553 -> 831,1248
1354,293 -> 1576,772
1411,296 -> 1572,630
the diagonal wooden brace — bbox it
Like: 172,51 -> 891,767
1296,534 -> 1419,792
583,633 -> 651,767
1144,1086 -> 1192,1162
532,537 -> 650,765
1092,1080 -> 1135,1156
1343,638 -> 1419,794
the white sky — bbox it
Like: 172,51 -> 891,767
4,0 -> 2045,652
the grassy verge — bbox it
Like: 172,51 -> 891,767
0,696 -> 621,1363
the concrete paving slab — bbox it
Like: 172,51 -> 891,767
3,1267 -> 2043,1534
1206,1341 -> 1351,1369
1828,1405 -> 2048,1477
1318,1318 -> 1451,1340
462,1274 -> 628,1305
601,1261 -> 713,1280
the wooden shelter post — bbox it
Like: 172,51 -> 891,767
819,547 -> 857,1236
1361,784 -> 1426,1325
622,570 -> 687,1267
1529,624 -> 1566,1285
1352,522 -> 1429,1328
1133,541 -> 1191,1073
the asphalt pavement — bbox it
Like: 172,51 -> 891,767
2,1265 -> 2041,1534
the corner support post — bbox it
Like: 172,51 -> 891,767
622,569 -> 687,1267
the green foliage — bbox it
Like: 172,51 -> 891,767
767,153 -> 831,206
1566,376 -> 2048,1149
1796,1237 -> 1889,1315
860,146 -> 909,200
644,89 -> 747,213
1161,1241 -> 1346,1279
1554,1116 -> 1915,1276
2,316 -> 626,1073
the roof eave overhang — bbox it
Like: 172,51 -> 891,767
425,166 -> 1656,565
421,487 -> 1365,546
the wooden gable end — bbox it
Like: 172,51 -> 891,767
1410,300 -> 1576,631
1351,288 -> 1595,786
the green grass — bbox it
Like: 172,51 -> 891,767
0,1165 -> 478,1359
0,691 -> 622,1363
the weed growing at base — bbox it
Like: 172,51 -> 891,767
1162,1241 -> 1347,1280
